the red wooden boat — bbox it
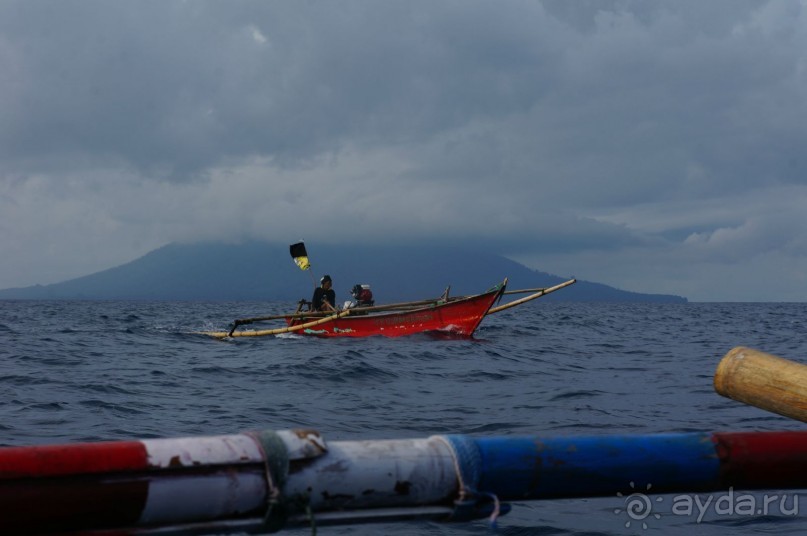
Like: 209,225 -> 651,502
283,280 -> 506,338
200,278 -> 576,340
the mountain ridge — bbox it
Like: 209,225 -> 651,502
0,241 -> 687,302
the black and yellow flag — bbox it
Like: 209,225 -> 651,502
289,242 -> 310,271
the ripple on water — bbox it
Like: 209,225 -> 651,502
2,300 -> 807,535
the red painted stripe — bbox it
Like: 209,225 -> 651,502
714,431 -> 807,489
0,478 -> 150,533
0,441 -> 151,532
0,440 -> 148,479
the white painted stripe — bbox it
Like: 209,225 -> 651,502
138,471 -> 268,524
142,434 -> 264,468
285,437 -> 458,509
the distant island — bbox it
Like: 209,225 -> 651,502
0,241 -> 687,302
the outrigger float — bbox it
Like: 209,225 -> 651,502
2,426 -> 806,534
2,349 -> 805,533
201,278 -> 576,339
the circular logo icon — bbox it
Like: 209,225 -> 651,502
614,482 -> 663,529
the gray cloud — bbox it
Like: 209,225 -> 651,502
1,0 -> 806,300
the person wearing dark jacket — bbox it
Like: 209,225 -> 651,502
312,275 -> 336,311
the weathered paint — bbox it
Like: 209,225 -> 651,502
277,429 -> 328,461
283,437 -> 459,510
2,429 -> 807,534
0,432 -> 282,533
469,433 -> 720,498
142,434 -> 265,468
0,439 -> 151,532
713,431 -> 807,489
138,471 -> 268,525
0,439 -> 148,478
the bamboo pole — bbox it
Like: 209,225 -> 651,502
502,287 -> 547,295
313,298 -> 446,314
714,346 -> 807,423
199,310 -> 352,339
486,279 -> 576,315
230,297 -> 447,326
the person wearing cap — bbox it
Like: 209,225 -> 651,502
312,275 -> 336,312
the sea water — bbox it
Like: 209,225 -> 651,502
1,300 -> 806,535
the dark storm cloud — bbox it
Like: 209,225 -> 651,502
0,2 -> 569,177
3,1 -> 805,189
1,0 -> 806,300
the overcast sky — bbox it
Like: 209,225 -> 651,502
1,1 -> 806,301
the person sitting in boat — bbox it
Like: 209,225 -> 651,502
312,275 -> 336,312
351,284 -> 374,306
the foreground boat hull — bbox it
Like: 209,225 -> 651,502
284,283 -> 505,338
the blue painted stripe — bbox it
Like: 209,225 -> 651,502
471,433 -> 721,499
440,434 -> 482,491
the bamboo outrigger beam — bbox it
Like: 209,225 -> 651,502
228,297 -> 453,326
199,310 -> 352,339
487,278 -> 576,314
715,346 -> 807,423
1,427 -> 806,534
501,287 -> 555,295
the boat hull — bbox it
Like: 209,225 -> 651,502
285,284 -> 505,338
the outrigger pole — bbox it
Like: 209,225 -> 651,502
487,278 -> 576,314
2,427 -> 806,534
